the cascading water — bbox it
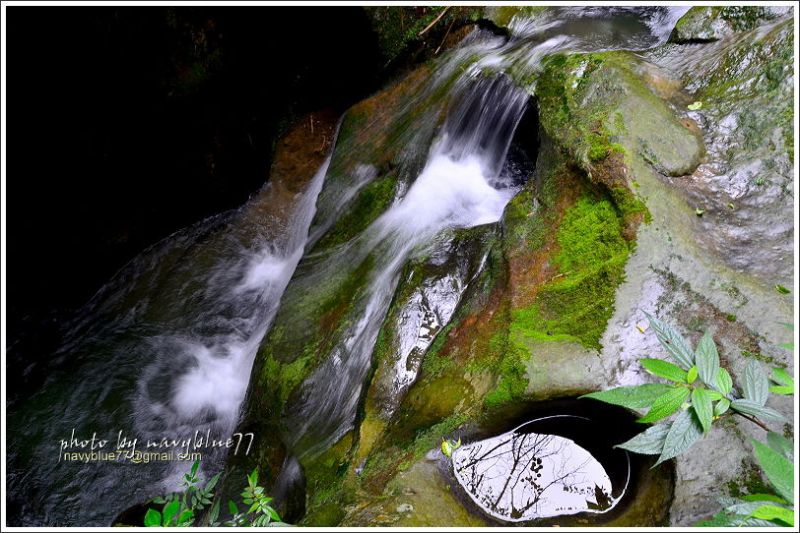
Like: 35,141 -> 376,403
6,6 -> 691,526
282,75 -> 530,459
271,5 -> 691,463
6,150 -> 332,525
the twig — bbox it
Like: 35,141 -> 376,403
734,411 -> 770,432
435,18 -> 456,55
419,6 -> 450,37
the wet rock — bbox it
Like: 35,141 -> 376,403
669,6 -> 791,43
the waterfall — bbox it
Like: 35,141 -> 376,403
6,6 -> 691,526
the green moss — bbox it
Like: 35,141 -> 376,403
726,458 -> 772,498
483,334 -> 529,408
511,196 -> 631,350
316,175 -> 398,249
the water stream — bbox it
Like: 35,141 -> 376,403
6,7 -> 690,526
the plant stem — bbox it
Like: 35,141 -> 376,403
734,411 -> 770,432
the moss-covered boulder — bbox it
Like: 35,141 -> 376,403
669,5 -> 790,43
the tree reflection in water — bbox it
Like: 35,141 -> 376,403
452,416 -> 620,522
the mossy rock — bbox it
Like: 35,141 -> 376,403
670,6 -> 790,43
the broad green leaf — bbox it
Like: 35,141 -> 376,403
723,498 -> 772,515
749,504 -> 794,526
641,359 -> 688,383
743,360 -> 769,406
717,368 -> 733,395
162,499 -> 180,526
742,493 -> 787,503
190,460 -> 200,477
645,313 -> 694,369
770,367 -> 794,388
707,390 -> 723,401
687,366 -> 698,384
228,500 -> 239,515
656,409 -> 703,465
714,397 -> 731,416
580,383 -> 674,409
770,385 -> 794,395
615,423 -> 671,455
695,331 -> 720,387
177,509 -> 193,526
268,507 -> 282,521
766,431 -> 793,460
638,387 -> 690,423
753,439 -> 794,502
144,509 -> 161,527
687,101 -> 702,110
731,399 -> 786,421
691,388 -> 713,433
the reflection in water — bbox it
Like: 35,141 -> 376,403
452,416 -> 627,522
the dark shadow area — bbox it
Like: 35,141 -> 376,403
6,6 -> 382,403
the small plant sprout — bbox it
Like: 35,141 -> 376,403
441,437 -> 462,458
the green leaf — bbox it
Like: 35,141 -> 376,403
248,468 -> 258,487
742,493 -> 788,504
753,439 -> 794,502
695,331 -> 720,387
162,499 -> 180,526
177,509 -> 194,526
144,509 -> 161,527
717,367 -> 733,395
580,383 -> 675,409
639,387 -> 690,424
268,507 -> 281,521
228,500 -> 239,516
687,101 -> 702,110
646,314 -> 694,369
713,397 -> 731,416
441,439 -> 454,458
731,399 -> 786,421
205,472 -> 221,493
770,385 -> 794,395
615,423 -> 671,455
641,358 -> 688,383
656,409 -> 703,465
208,499 -> 220,524
767,431 -> 793,460
190,460 -> 200,477
774,284 -> 790,295
743,360 -> 769,406
749,504 -> 794,526
686,366 -> 698,384
691,388 -> 713,433
771,367 -> 794,388
707,390 -> 723,401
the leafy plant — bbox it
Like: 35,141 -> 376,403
696,434 -> 794,527
145,460 -> 219,527
144,461 -> 286,527
581,314 -> 795,527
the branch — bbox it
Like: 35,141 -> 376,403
734,411 -> 770,432
418,7 -> 451,37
